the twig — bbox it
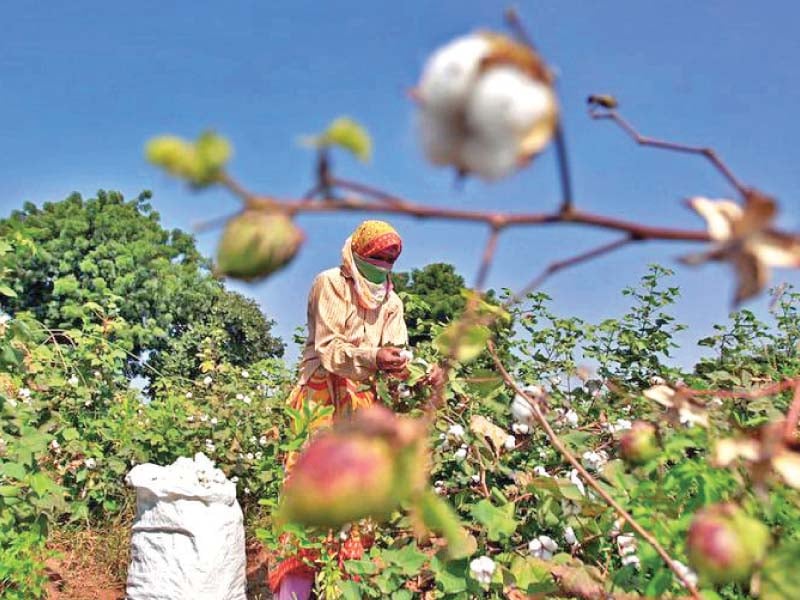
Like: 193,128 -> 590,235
487,342 -> 702,599
554,123 -> 574,214
332,177 -> 406,208
192,211 -> 238,234
474,227 -> 501,291
504,7 -> 537,52
589,108 -> 748,197
686,377 -> 800,400
242,193 -> 710,242
783,383 -> 800,443
508,235 -> 635,304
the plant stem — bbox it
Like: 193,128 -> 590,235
488,342 -> 702,599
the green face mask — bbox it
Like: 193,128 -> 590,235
354,255 -> 391,284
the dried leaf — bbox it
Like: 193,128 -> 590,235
470,414 -> 510,452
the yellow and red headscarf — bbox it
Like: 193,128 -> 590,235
341,220 -> 402,310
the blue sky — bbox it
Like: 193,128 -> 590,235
2,1 -> 799,366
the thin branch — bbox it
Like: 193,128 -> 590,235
332,177 -> 406,208
243,194 -> 710,242
589,108 -> 748,197
509,235 -> 635,304
504,7 -> 537,51
504,8 -> 574,214
192,211 -> 238,234
487,342 -> 702,599
554,123 -> 574,213
686,377 -> 799,400
784,383 -> 800,443
474,227 -> 501,291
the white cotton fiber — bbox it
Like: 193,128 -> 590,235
418,34 -> 490,115
459,134 -> 519,180
418,108 -> 463,166
466,66 -> 555,139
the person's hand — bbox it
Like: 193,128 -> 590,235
422,364 -> 445,388
377,347 -> 408,373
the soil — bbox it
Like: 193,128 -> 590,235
45,527 -> 274,600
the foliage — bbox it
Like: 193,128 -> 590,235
0,191 -> 283,385
394,263 -> 469,346
4,220 -> 800,599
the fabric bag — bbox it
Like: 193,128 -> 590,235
125,453 -> 246,600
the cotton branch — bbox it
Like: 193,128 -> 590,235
508,235 -> 635,305
487,342 -> 702,599
228,177 -> 710,243
784,383 -> 800,443
474,227 -> 501,291
588,105 -> 748,197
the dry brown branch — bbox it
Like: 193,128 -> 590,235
232,181 -> 710,243
508,235 -> 635,304
784,383 -> 800,442
475,227 -> 501,291
487,342 -> 702,599
589,108 -> 748,197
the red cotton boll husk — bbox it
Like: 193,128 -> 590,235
277,432 -> 397,528
686,503 -> 770,585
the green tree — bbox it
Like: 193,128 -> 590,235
0,190 -> 283,382
394,263 -> 471,345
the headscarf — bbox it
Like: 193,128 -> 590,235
341,220 -> 402,310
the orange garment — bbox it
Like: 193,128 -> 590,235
268,370 -> 379,593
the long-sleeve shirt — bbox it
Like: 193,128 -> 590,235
298,267 -> 408,384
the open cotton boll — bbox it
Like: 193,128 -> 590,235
460,134 -> 519,180
466,66 -> 556,139
418,34 -> 491,115
418,109 -> 464,166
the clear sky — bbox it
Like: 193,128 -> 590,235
2,1 -> 799,367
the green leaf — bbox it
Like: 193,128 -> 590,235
339,580 -> 363,600
416,491 -> 475,559
321,117 -> 372,162
0,463 -> 27,480
761,540 -> 800,599
510,556 -> 556,594
61,428 -> 79,441
0,485 -> 20,497
381,542 -> 427,576
434,321 -> 491,363
469,499 -> 518,541
0,284 -> 16,297
343,559 -> 377,576
430,556 -> 468,594
29,473 -> 55,496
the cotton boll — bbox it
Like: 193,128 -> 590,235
460,134 -> 519,180
418,108 -> 463,166
511,394 -> 535,423
418,34 -> 491,115
467,66 -> 556,140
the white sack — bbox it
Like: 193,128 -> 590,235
125,453 -> 246,600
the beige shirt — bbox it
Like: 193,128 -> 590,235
298,267 -> 408,384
